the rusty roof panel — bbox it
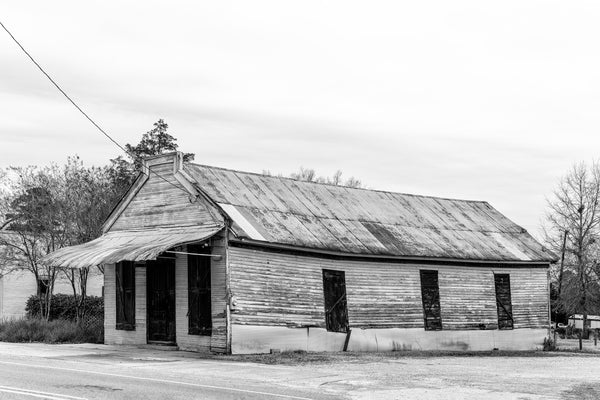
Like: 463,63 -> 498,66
41,224 -> 224,269
186,164 -> 555,262
339,219 -> 389,254
294,213 -> 349,251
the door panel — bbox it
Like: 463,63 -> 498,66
147,258 -> 176,343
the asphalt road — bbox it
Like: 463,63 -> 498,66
2,341 -> 600,399
0,344 -> 341,400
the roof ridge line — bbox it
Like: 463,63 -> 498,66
186,162 -> 488,204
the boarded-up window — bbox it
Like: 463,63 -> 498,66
116,261 -> 135,330
494,273 -> 514,330
420,270 -> 442,331
322,269 -> 349,333
188,244 -> 212,335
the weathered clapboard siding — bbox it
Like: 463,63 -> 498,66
174,235 -> 228,353
438,270 -> 499,330
111,162 -> 216,231
438,268 -> 548,330
511,269 -> 549,329
175,247 -> 210,352
104,263 -> 147,345
209,231 -> 228,353
228,246 -> 548,331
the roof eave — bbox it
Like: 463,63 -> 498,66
229,237 -> 555,266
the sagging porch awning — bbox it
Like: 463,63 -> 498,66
42,224 -> 224,269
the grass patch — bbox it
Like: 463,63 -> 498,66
206,349 -> 600,366
0,318 -> 103,344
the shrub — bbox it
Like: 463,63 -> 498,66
18,294 -> 104,343
25,294 -> 103,322
0,318 -> 103,344
543,336 -> 556,351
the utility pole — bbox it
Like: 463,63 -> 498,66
557,230 -> 568,298
554,230 -> 568,346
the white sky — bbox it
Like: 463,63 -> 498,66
2,1 -> 600,239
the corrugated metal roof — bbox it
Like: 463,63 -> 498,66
185,164 -> 554,262
41,224 -> 224,268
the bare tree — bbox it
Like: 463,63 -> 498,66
545,161 -> 600,346
267,167 -> 364,188
0,167 -> 64,319
0,158 -> 128,320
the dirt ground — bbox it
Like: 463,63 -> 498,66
223,348 -> 600,399
1,342 -> 599,399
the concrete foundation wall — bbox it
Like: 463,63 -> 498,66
231,324 -> 547,354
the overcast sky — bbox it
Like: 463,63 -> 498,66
2,1 -> 600,239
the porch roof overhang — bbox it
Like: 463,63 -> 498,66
42,224 -> 224,269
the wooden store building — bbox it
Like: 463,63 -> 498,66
44,152 -> 556,353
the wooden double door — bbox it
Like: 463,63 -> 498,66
146,259 -> 176,343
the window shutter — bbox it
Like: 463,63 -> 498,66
494,274 -> 513,330
116,261 -> 135,330
188,244 -> 212,335
322,269 -> 349,333
420,270 -> 442,331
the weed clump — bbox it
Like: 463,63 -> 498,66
0,318 -> 103,344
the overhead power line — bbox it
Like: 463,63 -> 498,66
0,20 -> 188,194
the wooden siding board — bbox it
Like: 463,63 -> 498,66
104,263 -> 147,345
175,247 -> 210,352
228,246 -> 549,331
209,232 -> 228,352
112,163 -> 217,232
